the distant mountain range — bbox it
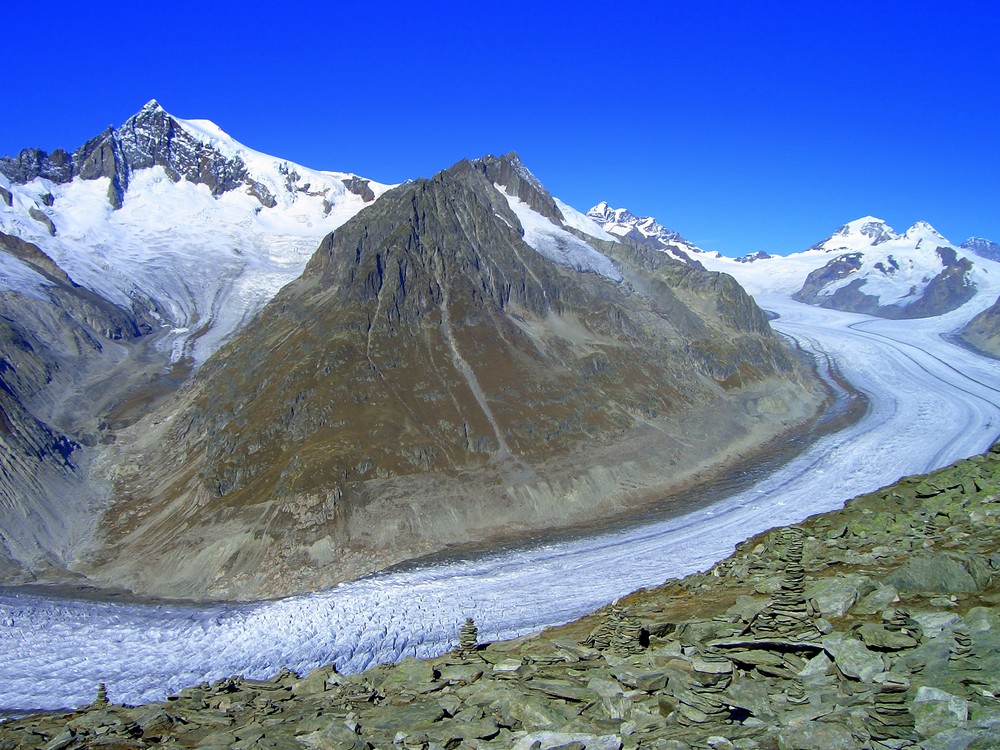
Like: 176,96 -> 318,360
590,205 -> 1000,321
791,217 -> 980,319
585,202 -> 709,267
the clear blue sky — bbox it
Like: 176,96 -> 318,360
3,1 -> 998,255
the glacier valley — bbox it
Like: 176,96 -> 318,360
2,295 -> 999,714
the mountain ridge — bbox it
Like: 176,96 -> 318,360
586,202 -> 708,269
77,152 -> 824,600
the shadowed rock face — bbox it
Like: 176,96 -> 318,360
84,156 -> 821,600
0,233 -> 152,576
960,296 -> 1000,358
962,237 -> 1000,262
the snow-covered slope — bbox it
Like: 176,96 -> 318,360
789,219 -> 984,319
584,203 -> 1000,322
498,190 -> 621,280
0,100 -> 393,365
0,102 -> 394,579
587,202 -> 708,267
696,217 -> 1000,321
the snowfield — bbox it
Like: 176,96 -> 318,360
0,123 -> 394,366
497,187 -> 623,281
3,295 -> 1000,714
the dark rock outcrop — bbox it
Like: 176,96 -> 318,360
962,237 -> 1000,262
794,249 -> 976,319
960,295 -> 1000,358
0,233 -> 152,575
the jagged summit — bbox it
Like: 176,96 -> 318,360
962,237 -> 1000,262
0,100 -> 382,211
456,152 -> 565,225
903,220 -> 947,243
586,202 -> 707,268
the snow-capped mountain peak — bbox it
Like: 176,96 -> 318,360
0,100 -> 395,367
962,237 -> 1000,262
903,220 -> 947,245
586,202 -> 707,267
815,216 -> 898,251
789,214 -> 985,319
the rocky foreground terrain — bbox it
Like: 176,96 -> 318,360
4,446 -> 1000,749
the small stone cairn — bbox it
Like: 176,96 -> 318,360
93,683 -> 110,707
458,617 -> 479,658
746,527 -> 817,641
869,673 -> 914,742
586,601 -> 645,657
673,650 -> 734,726
949,626 -> 975,668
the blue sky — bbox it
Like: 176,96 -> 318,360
3,1 -> 998,255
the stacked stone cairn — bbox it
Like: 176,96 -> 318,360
869,673 -> 914,743
949,626 -> 975,668
784,679 -> 808,705
458,617 -> 479,659
884,607 -> 921,639
586,601 -> 645,657
93,683 -> 109,708
746,526 -> 817,641
671,650 -> 735,726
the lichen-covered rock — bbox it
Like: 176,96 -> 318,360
511,731 -> 623,750
888,552 -> 990,594
913,686 -> 969,737
776,721 -> 860,749
805,573 -> 873,618
822,634 -> 885,682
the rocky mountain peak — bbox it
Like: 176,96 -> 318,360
962,237 -> 1000,262
450,152 -> 564,225
587,202 -> 635,226
587,203 -> 688,245
77,153 -> 811,599
0,100 -> 276,210
795,214 -> 976,319
585,202 -> 705,269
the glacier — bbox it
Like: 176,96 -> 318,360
3,295 -> 1000,714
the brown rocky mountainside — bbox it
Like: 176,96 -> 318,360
81,155 -> 823,600
960,297 -> 1000,359
0,232 -> 151,578
5,438 -> 999,749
